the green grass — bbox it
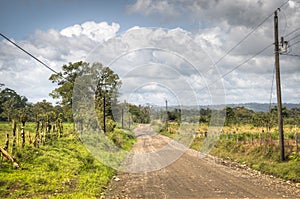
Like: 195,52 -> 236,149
161,122 -> 300,182
210,141 -> 300,182
0,122 -> 136,198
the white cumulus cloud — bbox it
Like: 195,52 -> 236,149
0,21 -> 121,103
60,21 -> 120,42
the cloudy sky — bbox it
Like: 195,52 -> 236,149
0,0 -> 300,106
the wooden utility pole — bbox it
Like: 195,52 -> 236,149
103,90 -> 106,134
165,100 -> 168,130
121,102 -> 124,129
274,10 -> 285,161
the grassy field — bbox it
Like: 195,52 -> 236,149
0,122 -> 136,198
159,122 -> 300,182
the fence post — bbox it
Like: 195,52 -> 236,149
21,121 -> 25,148
265,132 -> 269,146
12,120 -> 17,156
226,132 -> 228,141
4,133 -> 9,151
295,132 -> 298,154
58,119 -> 63,138
34,121 -> 40,148
269,132 -> 273,146
41,121 -> 45,145
259,130 -> 263,146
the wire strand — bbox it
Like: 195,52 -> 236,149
287,34 -> 300,42
203,0 -> 289,74
202,43 -> 273,91
282,53 -> 300,57
0,32 -> 61,76
284,27 -> 300,37
289,40 -> 300,47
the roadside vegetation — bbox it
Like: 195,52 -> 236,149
0,61 -> 137,198
159,106 -> 300,182
0,122 -> 136,198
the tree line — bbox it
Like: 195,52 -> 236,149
1,60 -> 300,131
0,85 -> 64,123
162,105 -> 300,129
197,106 -> 300,128
0,61 -> 124,134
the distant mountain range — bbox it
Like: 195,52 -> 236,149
216,103 -> 300,112
164,103 -> 300,112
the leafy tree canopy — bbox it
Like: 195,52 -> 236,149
0,88 -> 28,121
49,61 -> 121,122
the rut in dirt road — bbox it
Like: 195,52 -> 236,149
106,124 -> 300,199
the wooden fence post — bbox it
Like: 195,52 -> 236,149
34,121 -> 40,148
12,120 -> 17,156
226,132 -> 228,141
269,132 -> 273,146
295,132 -> 298,154
21,121 -> 25,148
265,132 -> 269,146
41,121 -> 45,145
26,131 -> 32,144
4,133 -> 9,151
259,130 -> 263,146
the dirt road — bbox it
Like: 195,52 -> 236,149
106,124 -> 300,198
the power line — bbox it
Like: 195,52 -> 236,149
211,14 -> 272,67
289,40 -> 300,47
287,34 -> 300,42
220,43 -> 273,80
205,0 -> 290,72
203,43 -> 273,91
284,27 -> 300,37
282,53 -> 300,57
0,32 -> 61,76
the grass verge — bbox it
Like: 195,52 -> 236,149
0,122 -> 136,198
209,141 -> 300,182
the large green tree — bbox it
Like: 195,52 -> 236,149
49,61 -> 121,125
0,88 -> 28,121
32,100 -> 55,122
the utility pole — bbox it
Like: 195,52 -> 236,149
274,9 -> 285,161
103,90 -> 106,134
165,100 -> 168,131
121,101 -> 124,129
